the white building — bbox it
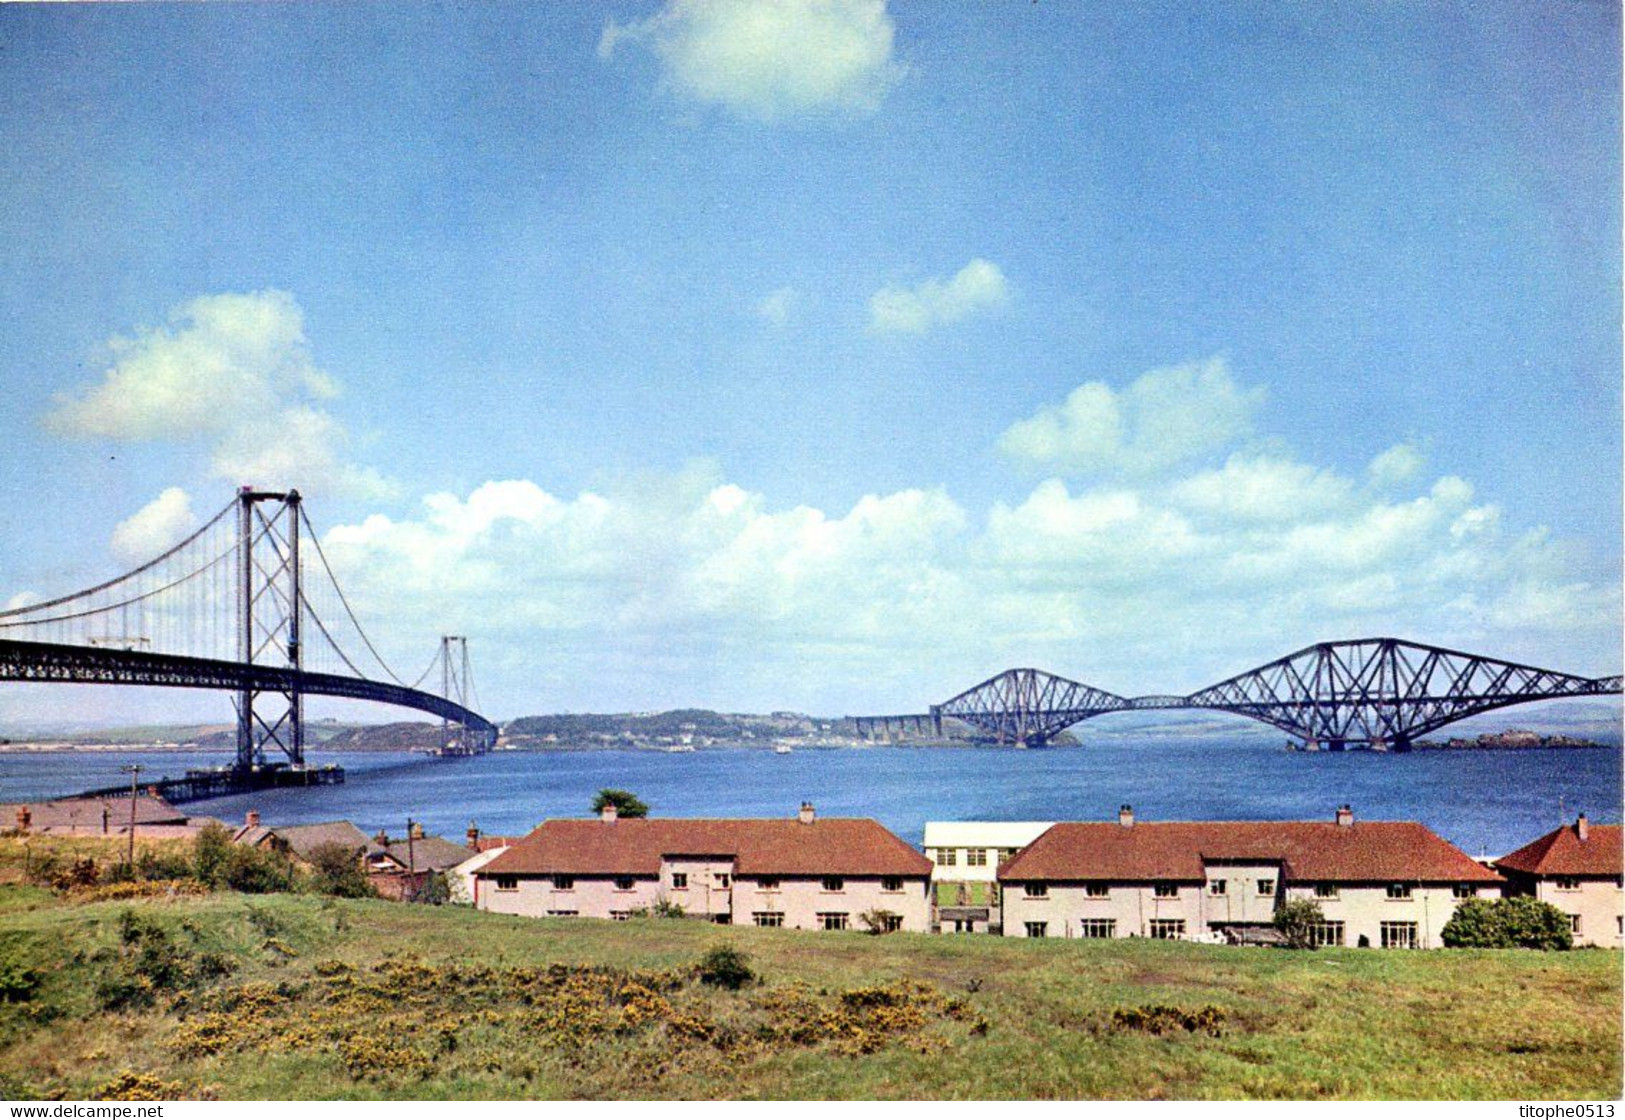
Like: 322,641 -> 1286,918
923,821 -> 1054,933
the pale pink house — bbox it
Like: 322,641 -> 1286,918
998,805 -> 1504,948
474,802 -> 931,931
1495,816 -> 1623,948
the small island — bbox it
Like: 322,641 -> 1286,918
1413,729 -> 1611,751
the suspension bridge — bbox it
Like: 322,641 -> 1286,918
0,487 -> 497,800
853,638 -> 1622,749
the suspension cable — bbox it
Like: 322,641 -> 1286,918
0,498 -> 236,618
298,507 -> 406,685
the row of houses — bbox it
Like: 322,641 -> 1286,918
470,803 -> 1623,949
8,793 -> 1617,947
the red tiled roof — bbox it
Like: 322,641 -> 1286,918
1496,822 -> 1623,878
998,819 -> 1502,884
481,817 -> 931,878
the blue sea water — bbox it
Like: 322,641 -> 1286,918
3,734 -> 1619,858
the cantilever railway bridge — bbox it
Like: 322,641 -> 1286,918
854,639 -> 1622,749
0,488 -> 496,795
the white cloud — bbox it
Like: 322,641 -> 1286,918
46,291 -> 387,498
1368,442 -> 1426,487
756,286 -> 796,324
997,358 -> 1265,479
110,487 -> 198,567
600,0 -> 905,121
868,258 -> 1010,334
307,437 -> 1617,717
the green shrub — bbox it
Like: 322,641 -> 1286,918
696,945 -> 754,990
192,822 -> 234,886
222,845 -> 295,894
1442,896 -> 1574,950
303,842 -> 374,899
858,908 -> 901,935
1273,899 -> 1324,949
0,944 -> 42,1003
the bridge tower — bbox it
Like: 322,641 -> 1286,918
439,635 -> 477,753
236,488 -> 304,771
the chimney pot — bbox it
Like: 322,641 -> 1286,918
246,810 -> 261,829
798,801 -> 815,824
1118,805 -> 1134,828
1577,814 -> 1590,842
601,801 -> 618,822
409,821 -> 425,840
467,823 -> 481,850
375,829 -> 389,847
1335,805 -> 1354,827
16,805 -> 30,831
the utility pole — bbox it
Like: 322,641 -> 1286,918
122,764 -> 143,868
406,817 -> 418,902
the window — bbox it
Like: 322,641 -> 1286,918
821,876 -> 844,893
1024,921 -> 1048,938
998,848 -> 1018,865
1310,921 -> 1345,947
1023,882 -> 1048,899
1380,921 -> 1418,949
1209,879 -> 1227,896
671,873 -> 688,890
1148,919 -> 1186,940
1385,883 -> 1413,900
553,875 -> 574,891
878,913 -> 904,933
1313,883 -> 1338,899
1257,879 -> 1275,896
1568,914 -> 1582,935
614,876 -> 635,892
494,875 -> 518,892
1078,919 -> 1116,939
609,911 -> 631,922
715,872 -> 731,889
937,848 -> 957,867
881,877 -> 903,893
967,848 -> 988,867
818,912 -> 849,931
758,877 -> 780,891
1452,883 -> 1477,899
1085,883 -> 1109,899
545,909 -> 578,917
712,913 -> 731,925
1153,883 -> 1179,899
1555,877 -> 1581,891
753,911 -> 785,928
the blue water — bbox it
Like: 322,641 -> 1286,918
3,736 -> 1618,859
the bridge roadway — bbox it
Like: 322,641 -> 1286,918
0,638 -> 497,740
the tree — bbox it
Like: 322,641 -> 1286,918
1442,896 -> 1573,950
192,822 -> 234,887
1273,899 -> 1325,949
590,789 -> 649,819
304,842 -> 375,899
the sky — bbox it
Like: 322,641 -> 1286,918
0,1 -> 1619,725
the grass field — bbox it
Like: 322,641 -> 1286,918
0,837 -> 1618,1100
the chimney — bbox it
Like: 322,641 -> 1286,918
1118,804 -> 1134,828
15,805 -> 30,832
601,801 -> 618,823
467,823 -> 481,850
246,810 -> 261,829
409,821 -> 425,840
798,801 -> 815,825
1577,814 -> 1589,842
1335,805 -> 1354,828
375,829 -> 389,847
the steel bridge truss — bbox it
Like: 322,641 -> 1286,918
863,639 -> 1621,748
1181,638 -> 1622,750
931,668 -> 1130,745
